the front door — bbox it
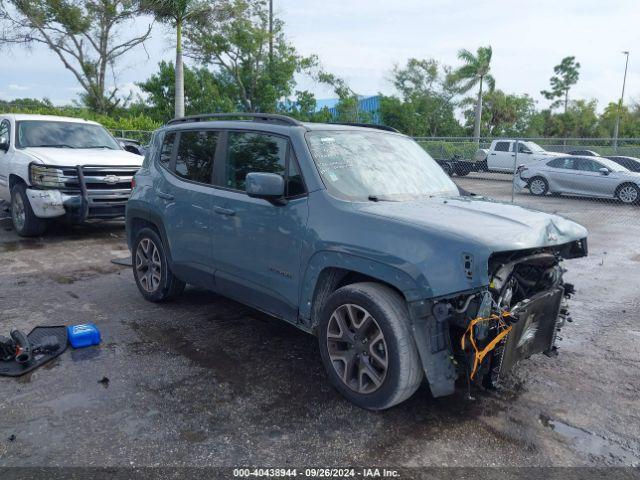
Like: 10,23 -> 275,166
569,158 -> 620,197
210,131 -> 309,322
154,129 -> 220,287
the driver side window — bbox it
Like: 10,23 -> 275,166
0,120 -> 10,152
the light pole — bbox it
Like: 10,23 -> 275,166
269,0 -> 273,63
613,51 -> 629,149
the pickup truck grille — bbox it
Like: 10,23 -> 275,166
56,165 -> 140,218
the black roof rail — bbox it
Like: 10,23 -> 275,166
166,112 -> 304,127
329,122 -> 400,133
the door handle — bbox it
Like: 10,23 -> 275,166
213,206 -> 235,216
490,153 -> 496,156
157,190 -> 174,201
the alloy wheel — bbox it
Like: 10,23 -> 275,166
135,238 -> 162,292
326,304 -> 388,394
618,185 -> 638,204
12,193 -> 26,232
530,179 -> 547,195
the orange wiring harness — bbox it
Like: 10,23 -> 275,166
460,311 -> 514,380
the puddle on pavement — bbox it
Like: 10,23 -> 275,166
0,241 -> 46,253
540,414 -> 640,463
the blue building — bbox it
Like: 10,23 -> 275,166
319,95 -> 381,124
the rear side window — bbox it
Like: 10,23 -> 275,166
158,132 -> 175,168
547,158 -> 574,169
220,132 -> 286,191
494,141 -> 510,152
175,130 -> 218,184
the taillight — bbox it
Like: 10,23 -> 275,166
131,176 -> 136,189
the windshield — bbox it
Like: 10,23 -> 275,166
16,121 -> 121,150
306,131 -> 459,201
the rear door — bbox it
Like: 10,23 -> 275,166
541,157 -> 575,193
488,141 -> 514,171
154,129 -> 221,287
210,130 -> 309,322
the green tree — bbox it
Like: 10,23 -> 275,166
451,46 -> 495,142
385,58 -> 460,136
535,99 -> 599,138
185,0 -> 317,112
0,0 -> 152,113
138,0 -> 219,118
133,61 -> 234,122
460,89 -> 536,137
541,56 -> 581,113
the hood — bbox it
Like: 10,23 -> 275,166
357,195 -> 587,253
24,147 -> 143,167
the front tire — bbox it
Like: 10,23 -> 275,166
11,184 -> 47,237
616,183 -> 640,204
318,282 -> 423,410
528,176 -> 549,196
132,227 -> 185,302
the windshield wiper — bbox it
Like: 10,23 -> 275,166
84,145 -> 116,149
30,144 -> 76,148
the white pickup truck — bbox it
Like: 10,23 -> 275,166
0,114 -> 143,236
475,139 -> 563,173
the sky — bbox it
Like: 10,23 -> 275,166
1,0 -> 639,112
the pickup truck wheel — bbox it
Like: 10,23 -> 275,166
10,184 -> 47,237
132,228 -> 185,302
318,282 -> 423,410
528,177 -> 549,196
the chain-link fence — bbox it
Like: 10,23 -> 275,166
416,137 -> 640,241
110,129 -> 154,145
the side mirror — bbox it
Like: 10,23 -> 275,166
599,167 -> 610,175
246,172 -> 286,204
0,141 -> 8,152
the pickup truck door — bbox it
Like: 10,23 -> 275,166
488,141 -> 514,171
0,119 -> 12,201
210,131 -> 309,323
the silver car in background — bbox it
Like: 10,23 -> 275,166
515,156 -> 640,205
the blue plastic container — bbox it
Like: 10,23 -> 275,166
67,324 -> 101,348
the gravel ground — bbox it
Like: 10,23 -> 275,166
0,177 -> 639,469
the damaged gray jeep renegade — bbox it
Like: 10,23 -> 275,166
126,113 -> 588,410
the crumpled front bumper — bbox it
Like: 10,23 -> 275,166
26,189 -> 71,218
513,176 -> 529,193
26,188 -> 127,222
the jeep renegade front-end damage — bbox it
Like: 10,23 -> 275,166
126,114 -> 588,410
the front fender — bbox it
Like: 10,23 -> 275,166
298,249 -> 433,321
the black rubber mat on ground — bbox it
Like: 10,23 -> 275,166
0,326 -> 68,377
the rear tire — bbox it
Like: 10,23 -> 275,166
11,184 -> 47,237
528,176 -> 549,196
132,227 -> 185,302
616,183 -> 640,204
318,282 -> 423,410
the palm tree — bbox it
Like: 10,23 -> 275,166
452,46 -> 495,142
140,0 -> 214,118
